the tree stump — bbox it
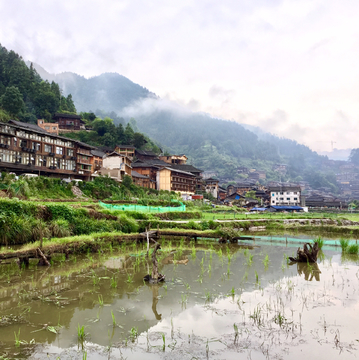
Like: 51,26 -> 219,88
289,242 -> 319,263
144,241 -> 165,283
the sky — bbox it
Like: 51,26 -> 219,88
1,0 -> 359,152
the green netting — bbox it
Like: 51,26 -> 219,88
98,201 -> 186,213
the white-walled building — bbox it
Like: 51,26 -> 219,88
100,151 -> 132,182
269,186 -> 301,206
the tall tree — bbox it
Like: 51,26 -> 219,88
0,86 -> 24,116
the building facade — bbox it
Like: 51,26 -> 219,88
53,113 -> 84,131
269,186 -> 301,206
156,167 -> 196,194
0,120 -> 94,180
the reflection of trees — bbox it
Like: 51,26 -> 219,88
295,262 -> 321,281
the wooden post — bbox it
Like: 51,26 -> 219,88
151,243 -> 161,281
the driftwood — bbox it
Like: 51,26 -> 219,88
289,242 -> 319,263
37,248 -> 51,266
143,241 -> 165,284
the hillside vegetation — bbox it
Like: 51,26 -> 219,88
0,44 -> 76,122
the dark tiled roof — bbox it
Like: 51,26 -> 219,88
169,164 -> 202,174
76,141 -> 97,150
9,120 -> 50,134
9,120 -> 97,152
91,149 -> 106,158
132,170 -> 150,179
161,167 -> 196,177
54,113 -> 81,119
136,149 -> 157,156
116,144 -> 135,149
132,160 -> 162,168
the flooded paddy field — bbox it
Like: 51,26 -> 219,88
0,235 -> 358,359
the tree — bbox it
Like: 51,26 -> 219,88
122,175 -> 133,188
133,132 -> 146,148
0,86 -> 24,116
349,149 -> 359,166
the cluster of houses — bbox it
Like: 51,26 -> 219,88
0,116 -> 219,200
0,114 -> 356,208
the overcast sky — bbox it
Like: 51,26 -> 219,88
1,0 -> 358,152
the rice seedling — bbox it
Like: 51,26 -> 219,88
340,238 -> 349,252
246,253 -> 253,266
126,273 -> 134,283
129,327 -> 138,342
346,244 -> 359,254
111,310 -> 116,327
77,324 -> 86,341
111,275 -> 117,288
205,291 -> 212,302
98,294 -> 104,306
255,271 -> 259,283
314,236 -> 324,249
263,254 -> 269,268
233,323 -> 239,343
14,329 -> 21,347
162,333 -> 166,351
180,293 -> 188,305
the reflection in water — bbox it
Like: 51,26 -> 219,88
2,239 -> 358,359
293,262 -> 321,281
147,283 -> 163,320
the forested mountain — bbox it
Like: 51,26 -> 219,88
0,44 -> 76,123
31,63 -> 157,113
28,59 -> 338,189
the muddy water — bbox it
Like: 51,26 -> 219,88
0,237 -> 358,359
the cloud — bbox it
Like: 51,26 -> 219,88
1,0 -> 359,151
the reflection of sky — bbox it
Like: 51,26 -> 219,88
1,241 -> 359,359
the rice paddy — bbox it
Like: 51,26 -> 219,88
0,235 -> 358,359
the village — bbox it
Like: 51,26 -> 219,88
0,113 -> 356,213
0,113 -> 353,210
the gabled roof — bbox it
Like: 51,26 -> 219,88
53,113 -> 82,120
9,119 -> 51,134
132,170 -> 150,179
136,149 -> 157,156
116,144 -> 135,149
169,164 -> 203,174
159,167 -> 196,177
91,149 -> 106,158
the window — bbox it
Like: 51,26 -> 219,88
45,144 -> 52,153
280,197 -> 284,200
272,193 -> 275,196
56,146 -> 63,155
280,192 -> 283,195
294,197 -> 298,200
287,198 -> 290,200
67,149 -> 74,156
32,142 -> 40,151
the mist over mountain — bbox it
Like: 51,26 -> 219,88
30,62 -> 157,113
30,63 -> 339,188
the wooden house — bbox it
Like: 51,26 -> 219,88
0,120 -> 94,180
53,113 -> 85,131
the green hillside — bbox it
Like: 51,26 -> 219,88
0,44 -> 76,122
